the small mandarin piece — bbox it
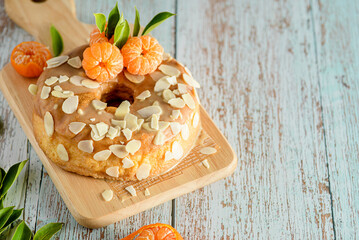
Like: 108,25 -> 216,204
89,26 -> 114,46
82,42 -> 123,82
11,41 -> 51,77
121,223 -> 183,240
121,36 -> 164,75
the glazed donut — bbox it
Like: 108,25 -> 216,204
32,45 -> 201,181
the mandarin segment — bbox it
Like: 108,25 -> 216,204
121,223 -> 183,240
89,27 -> 114,46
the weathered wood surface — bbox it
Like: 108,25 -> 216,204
0,0 -> 358,239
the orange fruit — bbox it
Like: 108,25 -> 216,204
121,36 -> 164,75
10,41 -> 51,78
121,223 -> 183,240
82,42 -> 123,82
89,27 -> 114,46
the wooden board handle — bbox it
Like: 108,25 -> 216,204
5,0 -> 90,52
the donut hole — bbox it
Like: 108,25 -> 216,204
101,85 -> 134,108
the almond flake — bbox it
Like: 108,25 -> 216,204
124,113 -> 138,131
164,151 -> 174,162
122,128 -> 132,140
158,121 -> 170,131
40,86 -> 51,99
106,126 -> 119,139
78,140 -> 94,153
202,159 -> 210,169
93,150 -> 111,161
192,113 -> 200,127
62,96 -> 78,114
154,132 -> 165,145
183,73 -> 200,88
137,106 -> 162,118
112,119 -> 126,129
181,124 -> 189,140
144,188 -> 151,196
152,100 -> 160,106
137,119 -> 144,130
92,99 -> 107,110
124,70 -> 145,83
136,90 -> 151,100
28,84 -> 38,95
172,141 -> 183,160
163,52 -> 172,60
150,71 -> 164,81
166,76 -> 177,85
46,55 -> 69,69
57,144 -> 69,161
69,122 -> 86,135
173,89 -> 180,95
170,110 -> 181,120
158,64 -> 181,77
51,90 -> 74,98
182,93 -> 196,109
168,98 -> 185,108
96,122 -> 109,136
125,185 -> 137,196
69,75 -> 84,86
136,163 -> 151,180
142,123 -> 157,132
151,114 -> 159,130
77,109 -> 84,115
170,122 -> 181,135
45,76 -> 58,85
163,89 -> 175,102
109,144 -> 129,158
154,77 -> 171,92
200,147 -> 217,155
106,166 -> 119,178
126,140 -> 141,154
59,75 -> 69,83
82,79 -> 100,89
178,83 -> 188,94
90,118 -> 95,122
102,189 -> 113,202
122,157 -> 134,168
115,101 -> 131,119
67,56 -> 82,68
53,85 -> 63,91
44,112 -> 54,137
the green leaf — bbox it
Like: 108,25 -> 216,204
50,25 -> 64,57
119,12 -> 124,25
94,13 -> 106,33
0,208 -> 23,235
133,6 -> 140,37
106,2 -> 120,39
33,222 -> 63,240
0,168 -> 6,190
113,20 -> 130,49
142,12 -> 175,36
0,206 -> 14,229
0,160 -> 28,200
11,221 -> 32,240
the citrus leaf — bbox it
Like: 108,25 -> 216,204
0,208 -> 23,235
133,6 -> 140,37
114,20 -> 130,49
50,25 -> 63,57
0,206 -> 14,229
94,13 -> 106,33
106,2 -> 120,39
33,222 -> 63,240
11,221 -> 31,240
119,12 -> 124,25
142,12 -> 175,36
0,168 -> 6,189
0,160 -> 28,200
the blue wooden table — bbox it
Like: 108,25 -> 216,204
0,0 -> 357,239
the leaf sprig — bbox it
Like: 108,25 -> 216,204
50,25 -> 63,57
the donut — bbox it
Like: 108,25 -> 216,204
32,45 -> 201,181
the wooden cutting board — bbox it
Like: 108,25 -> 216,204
1,0 -> 237,228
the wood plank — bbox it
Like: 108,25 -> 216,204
175,0 -> 334,238
311,0 -> 359,238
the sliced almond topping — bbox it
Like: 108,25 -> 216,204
59,75 -> 69,83
93,150 -> 111,161
124,113 -> 138,131
136,90 -> 151,100
166,76 -> 177,85
163,89 -> 175,102
122,157 -> 135,168
170,110 -> 181,120
112,119 -> 126,129
53,85 -> 63,91
122,128 -> 132,140
164,151 -> 174,162
192,113 -> 200,128
173,89 -> 180,96
126,140 -> 141,155
40,86 -> 51,99
163,52 -> 172,60
44,112 -> 54,137
115,101 -> 131,119
137,106 -> 162,118
51,90 -> 74,98
182,93 -> 196,109
106,126 -> 119,139
158,64 -> 181,77
109,144 -> 129,158
45,76 -> 58,86
102,189 -> 113,202
153,132 -> 165,145
170,122 -> 181,135
77,109 -> 84,115
96,122 -> 109,136
67,56 -> 82,68
69,75 -> 84,86
202,159 -> 210,169
172,141 -> 183,160
78,140 -> 94,153
183,73 -> 200,88
69,122 -> 86,135
168,98 -> 185,108
145,188 -> 151,196
200,147 -> 217,155
62,96 -> 78,114
149,71 -> 164,81
154,77 -> 171,92
181,124 -> 189,140
158,121 -> 170,131
57,144 -> 69,161
137,119 -> 144,130
46,55 -> 69,69
151,114 -> 159,130
136,163 -> 151,180
125,185 -> 137,196
152,100 -> 160,106
106,166 -> 119,178
142,123 -> 157,132
82,79 -> 100,89
92,99 -> 107,110
124,70 -> 145,83
178,83 -> 188,94
28,84 -> 38,96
